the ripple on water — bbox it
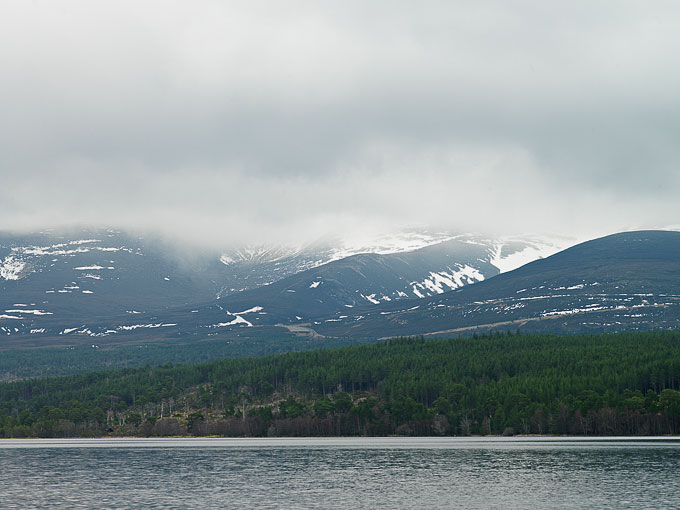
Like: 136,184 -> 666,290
1,437 -> 680,509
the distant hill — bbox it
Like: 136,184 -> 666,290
311,230 -> 680,338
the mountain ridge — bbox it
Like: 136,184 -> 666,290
311,230 -> 680,338
0,228 -> 566,347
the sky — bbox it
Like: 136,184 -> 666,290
1,1 -> 679,247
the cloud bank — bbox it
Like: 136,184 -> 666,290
1,1 -> 679,246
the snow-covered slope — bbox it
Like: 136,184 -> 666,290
214,230 -> 464,293
488,236 -> 568,273
216,231 -> 570,295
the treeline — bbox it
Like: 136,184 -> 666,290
1,331 -> 680,437
0,328 -> 368,381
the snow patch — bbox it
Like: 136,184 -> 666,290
0,256 -> 28,280
329,230 -> 457,261
541,306 -> 606,317
236,306 -> 263,315
5,309 -> 53,315
20,245 -> 126,256
69,239 -> 99,245
215,315 -> 252,327
489,239 -> 566,273
412,265 -> 485,295
117,323 -> 177,331
361,293 -> 381,305
217,306 -> 263,328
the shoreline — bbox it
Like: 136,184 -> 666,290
2,435 -> 680,446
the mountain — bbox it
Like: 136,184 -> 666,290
214,230 -> 565,293
213,229 -> 462,294
0,228 -> 567,348
310,230 -> 680,338
163,238 -> 501,333
0,229 -> 225,309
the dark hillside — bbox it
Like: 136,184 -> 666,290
315,231 -> 680,338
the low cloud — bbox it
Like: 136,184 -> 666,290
1,1 -> 679,246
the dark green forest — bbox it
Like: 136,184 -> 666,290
0,327 -> 370,381
1,331 -> 680,438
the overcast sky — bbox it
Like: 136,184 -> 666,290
1,1 -> 679,246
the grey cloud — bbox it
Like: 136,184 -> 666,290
1,1 -> 679,245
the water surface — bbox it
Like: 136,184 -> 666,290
2,437 -> 678,509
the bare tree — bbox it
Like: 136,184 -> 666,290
459,416 -> 471,436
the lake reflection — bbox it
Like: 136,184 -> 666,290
2,437 -> 679,509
